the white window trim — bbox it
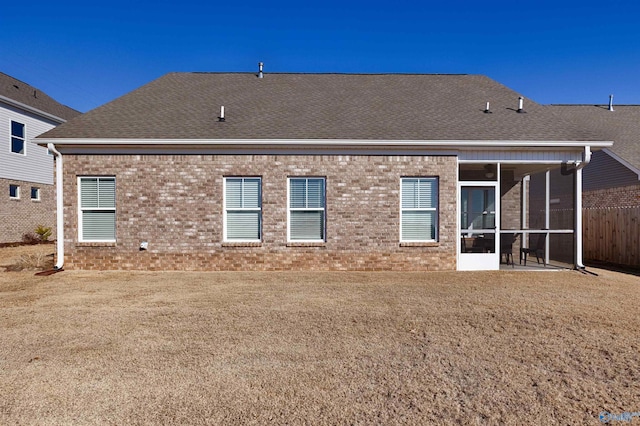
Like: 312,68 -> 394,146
9,184 -> 20,200
223,177 -> 262,242
30,187 -> 40,201
10,121 -> 26,156
287,177 -> 326,243
400,177 -> 439,243
78,176 -> 116,243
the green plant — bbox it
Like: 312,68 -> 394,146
34,225 -> 52,242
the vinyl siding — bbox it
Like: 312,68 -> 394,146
583,151 -> 639,191
0,102 -> 56,185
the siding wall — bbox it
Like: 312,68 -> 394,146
0,102 -> 56,185
61,154 -> 458,271
583,151 -> 639,192
0,177 -> 56,243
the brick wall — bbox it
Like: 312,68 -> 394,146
61,154 -> 458,271
0,178 -> 55,243
583,184 -> 640,208
500,170 -> 523,256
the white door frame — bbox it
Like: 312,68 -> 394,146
457,180 -> 500,271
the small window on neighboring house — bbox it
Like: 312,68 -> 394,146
9,184 -> 20,199
288,177 -> 326,242
224,177 -> 262,241
79,177 -> 116,242
11,121 -> 25,155
400,177 -> 439,242
31,187 -> 40,201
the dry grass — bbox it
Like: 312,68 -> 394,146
0,247 -> 638,425
0,244 -> 54,272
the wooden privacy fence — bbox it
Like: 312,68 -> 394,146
583,207 -> 640,267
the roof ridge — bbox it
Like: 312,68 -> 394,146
188,71 -> 473,76
549,104 -> 640,107
0,71 -> 40,91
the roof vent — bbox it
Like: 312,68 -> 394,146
218,106 -> 225,122
608,94 -> 615,112
258,62 -> 264,79
517,96 -> 525,113
484,101 -> 492,114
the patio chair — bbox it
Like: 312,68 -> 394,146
520,232 -> 547,266
462,236 -> 486,253
500,233 -> 516,267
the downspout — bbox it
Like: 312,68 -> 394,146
47,143 -> 64,270
574,146 -> 591,269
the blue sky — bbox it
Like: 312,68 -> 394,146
2,0 -> 639,112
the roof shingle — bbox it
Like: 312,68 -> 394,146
40,72 -> 602,141
548,104 -> 640,170
0,72 -> 80,122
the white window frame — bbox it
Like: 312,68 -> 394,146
287,177 -> 326,242
9,184 -> 20,200
400,177 -> 439,242
10,121 -> 26,155
30,187 -> 40,201
78,176 -> 116,242
223,177 -> 262,242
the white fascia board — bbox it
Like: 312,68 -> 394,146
602,148 -> 640,179
35,138 -> 614,149
0,95 -> 67,124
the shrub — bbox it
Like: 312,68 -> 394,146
22,232 -> 39,245
34,225 -> 52,242
5,252 -> 53,271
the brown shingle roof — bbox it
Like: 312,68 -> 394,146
548,105 -> 640,170
0,72 -> 80,122
40,72 -> 601,141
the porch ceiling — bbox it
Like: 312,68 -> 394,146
462,163 -> 561,179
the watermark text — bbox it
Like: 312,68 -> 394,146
600,411 -> 640,423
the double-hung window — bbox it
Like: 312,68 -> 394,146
288,177 -> 326,242
224,177 -> 262,241
79,177 -> 116,242
400,177 -> 438,242
11,121 -> 25,155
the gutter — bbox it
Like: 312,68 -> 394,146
574,146 -> 591,269
47,143 -> 64,270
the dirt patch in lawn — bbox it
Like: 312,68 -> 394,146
0,246 -> 638,424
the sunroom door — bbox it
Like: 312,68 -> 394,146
458,183 -> 500,270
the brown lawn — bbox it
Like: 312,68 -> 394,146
0,246 -> 639,425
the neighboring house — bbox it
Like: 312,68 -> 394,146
548,104 -> 640,208
547,104 -> 640,267
0,72 -> 80,243
36,70 -> 611,271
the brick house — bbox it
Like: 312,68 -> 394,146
0,72 -> 80,243
36,71 -> 611,271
